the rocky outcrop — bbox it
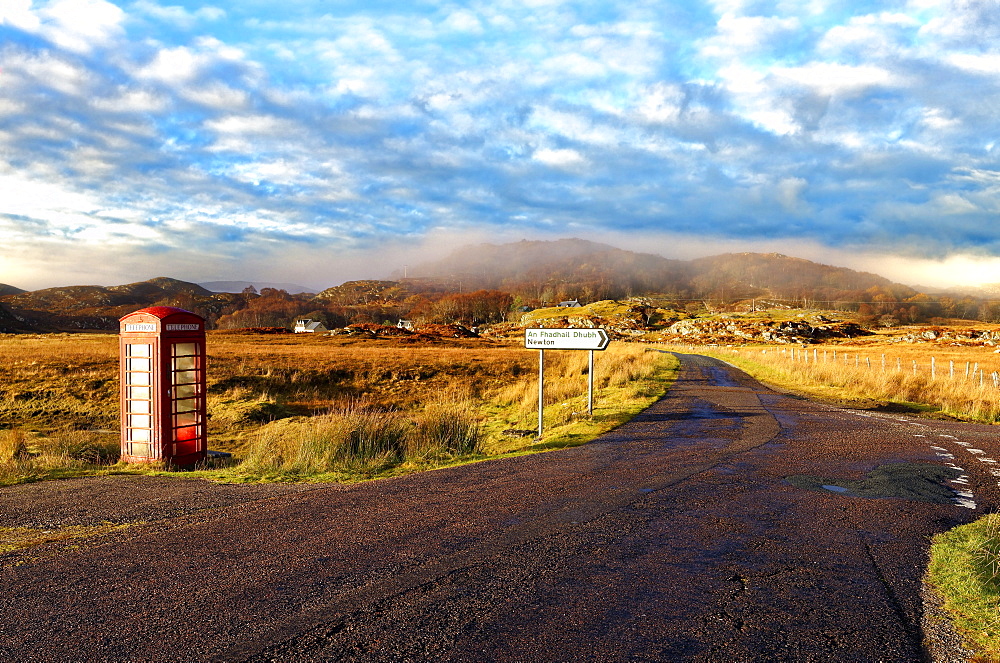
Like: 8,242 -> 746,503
656,317 -> 872,345
897,327 -> 1000,345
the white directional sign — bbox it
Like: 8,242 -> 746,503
524,327 -> 610,351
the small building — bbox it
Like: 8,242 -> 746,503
294,319 -> 328,333
559,300 -> 582,308
397,319 -> 415,331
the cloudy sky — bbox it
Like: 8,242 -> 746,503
3,0 -> 1000,291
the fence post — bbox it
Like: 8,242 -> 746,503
950,360 -> 955,380
932,356 -> 936,380
882,354 -> 886,372
913,360 -> 917,375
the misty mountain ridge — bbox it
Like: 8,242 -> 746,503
0,239 -> 985,331
409,239 -> 912,304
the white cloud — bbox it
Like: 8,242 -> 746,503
90,87 -> 167,113
442,9 -> 483,34
533,147 -> 587,169
37,0 -> 125,54
700,14 -> 801,60
773,62 -> 897,96
182,83 -> 248,110
0,0 -> 41,31
134,39 -> 246,87
541,52 -> 607,79
635,82 -> 685,124
130,1 -> 225,28
946,53 -> 1000,76
135,46 -> 204,84
3,51 -> 94,97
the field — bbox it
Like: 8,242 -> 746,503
0,331 -> 676,484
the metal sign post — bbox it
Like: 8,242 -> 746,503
588,349 -> 595,415
538,349 -> 545,438
525,328 -> 610,439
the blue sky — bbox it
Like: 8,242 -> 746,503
3,0 -> 1000,291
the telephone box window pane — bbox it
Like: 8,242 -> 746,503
174,384 -> 197,399
173,355 -> 196,371
129,414 -> 151,429
174,425 -> 199,442
173,398 -> 197,413
173,343 -> 197,357
129,428 -> 150,442
175,411 -> 199,427
127,357 -> 151,371
130,443 -> 151,457
128,400 -> 150,414
128,386 -> 151,400
127,344 -> 151,358
128,371 -> 151,386
173,370 -> 197,385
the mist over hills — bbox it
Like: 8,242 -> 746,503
0,239 -> 987,332
408,239 -> 914,304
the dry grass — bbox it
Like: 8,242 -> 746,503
483,344 -> 674,450
687,341 -> 1000,423
0,428 -> 119,485
0,332 -> 676,483
238,395 -> 485,480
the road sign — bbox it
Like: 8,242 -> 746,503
524,327 -> 610,351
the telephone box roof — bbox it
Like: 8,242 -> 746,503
120,306 -> 201,321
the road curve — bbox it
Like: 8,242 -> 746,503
2,352 -> 996,662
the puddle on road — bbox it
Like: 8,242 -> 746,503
786,462 -> 962,504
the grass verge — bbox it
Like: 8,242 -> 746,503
926,513 -> 1000,659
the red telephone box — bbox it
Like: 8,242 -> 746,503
119,307 -> 208,467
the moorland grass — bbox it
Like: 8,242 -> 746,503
927,513 -> 1000,658
0,332 -> 678,484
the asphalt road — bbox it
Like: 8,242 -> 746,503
2,352 -> 997,662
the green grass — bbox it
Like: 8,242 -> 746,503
927,513 -> 1000,659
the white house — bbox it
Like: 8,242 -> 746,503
294,319 -> 328,333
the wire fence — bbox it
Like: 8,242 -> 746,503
760,346 -> 1000,388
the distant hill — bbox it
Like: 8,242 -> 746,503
687,253 -> 915,303
200,280 -> 316,294
0,277 -> 244,331
0,302 -> 31,333
0,284 -> 25,296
